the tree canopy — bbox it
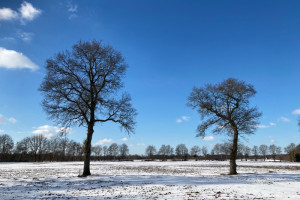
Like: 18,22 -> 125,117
188,78 -> 261,174
40,40 -> 137,176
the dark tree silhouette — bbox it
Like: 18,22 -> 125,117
40,40 -> 137,176
187,78 -> 261,175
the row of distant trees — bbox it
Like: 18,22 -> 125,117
0,134 -> 131,162
145,143 -> 300,162
1,133 -> 299,162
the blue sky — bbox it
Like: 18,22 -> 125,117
0,0 -> 299,155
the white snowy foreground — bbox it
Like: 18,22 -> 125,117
0,160 -> 300,199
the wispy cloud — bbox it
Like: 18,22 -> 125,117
278,116 -> 290,122
120,137 -> 128,142
94,138 -> 113,146
137,143 -> 146,146
17,31 -> 34,42
203,136 -> 215,141
269,122 -> 276,126
0,129 -> 4,133
67,1 -> 78,19
32,125 -> 71,138
0,47 -> 38,70
0,8 -> 18,21
256,124 -> 269,129
8,118 -> 17,124
176,116 -> 190,123
0,114 -> 17,124
292,109 -> 300,115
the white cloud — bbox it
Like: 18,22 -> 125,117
256,124 -> 269,129
120,137 -> 128,142
94,138 -> 113,146
0,47 -> 38,70
292,109 -> 300,115
0,8 -> 18,21
278,116 -> 290,122
18,31 -> 34,42
0,2 -> 41,24
176,116 -> 190,123
8,117 -> 17,124
203,136 -> 215,141
19,1 -> 41,23
0,129 -> 4,133
32,125 -> 71,138
137,143 -> 146,146
269,122 -> 276,126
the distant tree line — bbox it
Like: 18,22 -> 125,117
144,143 -> 300,162
0,134 -> 138,162
0,133 -> 300,162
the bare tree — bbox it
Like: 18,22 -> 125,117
0,134 -> 14,154
103,146 -> 108,157
285,143 -> 296,162
259,144 -> 268,161
212,143 -> 221,158
269,144 -> 278,161
244,146 -> 251,161
276,146 -> 282,161
27,135 -> 48,162
175,144 -> 188,161
92,145 -> 102,158
145,145 -> 156,160
108,143 -> 119,160
190,145 -> 201,160
252,145 -> 259,161
119,143 -> 129,159
67,140 -> 83,159
188,78 -> 262,175
237,144 -> 245,161
40,40 -> 137,176
202,146 -> 208,159
158,144 -> 173,160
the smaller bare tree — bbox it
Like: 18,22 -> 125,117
145,145 -> 156,160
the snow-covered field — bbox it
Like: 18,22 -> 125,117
0,160 -> 300,199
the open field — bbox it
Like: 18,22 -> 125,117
0,160 -> 300,199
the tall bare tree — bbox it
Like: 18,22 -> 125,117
40,40 -> 137,176
188,78 -> 261,175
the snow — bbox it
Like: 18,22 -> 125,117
0,160 -> 299,199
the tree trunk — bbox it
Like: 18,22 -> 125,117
229,126 -> 239,175
82,122 -> 94,177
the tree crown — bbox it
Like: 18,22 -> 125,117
187,78 -> 261,137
